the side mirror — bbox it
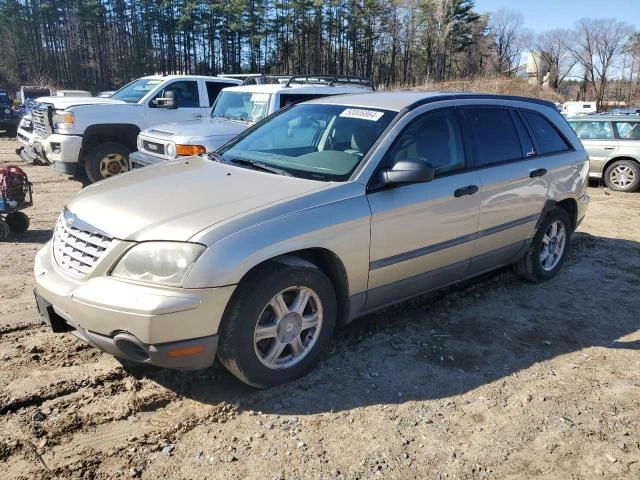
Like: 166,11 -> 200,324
381,160 -> 435,185
153,91 -> 177,109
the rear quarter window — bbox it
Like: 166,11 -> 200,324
521,110 -> 571,155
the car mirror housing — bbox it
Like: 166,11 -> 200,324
153,91 -> 177,109
381,160 -> 435,186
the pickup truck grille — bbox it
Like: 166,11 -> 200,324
32,104 -> 53,138
52,210 -> 112,277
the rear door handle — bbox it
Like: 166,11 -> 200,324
529,168 -> 547,178
454,185 -> 479,197
604,147 -> 615,150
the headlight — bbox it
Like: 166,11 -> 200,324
20,118 -> 32,128
3,109 -> 10,114
111,242 -> 205,287
53,111 -> 74,128
165,142 -> 176,159
136,135 -> 143,151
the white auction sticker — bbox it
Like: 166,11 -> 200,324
339,108 -> 384,121
251,93 -> 270,102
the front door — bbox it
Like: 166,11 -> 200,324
366,107 -> 481,309
146,80 -> 209,127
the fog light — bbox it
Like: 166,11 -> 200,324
51,142 -> 61,154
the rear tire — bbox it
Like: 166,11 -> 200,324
218,262 -> 337,388
85,142 -> 130,183
5,211 -> 29,233
604,160 -> 640,192
513,207 -> 572,282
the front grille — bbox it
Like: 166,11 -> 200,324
142,139 -> 165,155
32,105 -> 52,138
53,211 -> 113,277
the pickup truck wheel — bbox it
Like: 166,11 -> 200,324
0,219 -> 10,241
604,160 -> 640,192
5,211 -> 29,233
513,207 -> 571,283
5,127 -> 17,138
218,263 -> 337,388
85,142 -> 130,183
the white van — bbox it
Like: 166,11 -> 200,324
561,101 -> 596,116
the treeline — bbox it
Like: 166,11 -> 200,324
0,0 -> 638,108
0,0 -> 496,91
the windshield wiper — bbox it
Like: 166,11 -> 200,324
208,152 -> 224,163
230,158 -> 291,176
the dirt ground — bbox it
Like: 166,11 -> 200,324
0,137 -> 638,480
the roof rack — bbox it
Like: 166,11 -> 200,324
239,75 -> 292,86
283,74 -> 375,90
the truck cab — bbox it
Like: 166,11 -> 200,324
18,75 -> 241,182
129,75 -> 375,169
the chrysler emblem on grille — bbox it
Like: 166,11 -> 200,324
61,208 -> 111,238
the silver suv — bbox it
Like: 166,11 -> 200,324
34,92 -> 590,388
568,115 -> 640,191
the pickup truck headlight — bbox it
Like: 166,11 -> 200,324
112,242 -> 205,287
53,112 -> 74,128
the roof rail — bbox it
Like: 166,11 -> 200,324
283,74 -> 375,91
239,75 -> 292,86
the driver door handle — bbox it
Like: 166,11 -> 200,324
454,185 -> 479,197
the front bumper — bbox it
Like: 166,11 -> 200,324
42,134 -> 83,173
33,241 -> 236,370
129,150 -> 168,169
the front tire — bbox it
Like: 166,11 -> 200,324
514,207 -> 572,282
218,262 -> 337,388
0,219 -> 10,241
85,142 -> 130,183
604,160 -> 640,192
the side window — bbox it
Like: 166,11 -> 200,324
386,108 -> 465,176
151,81 -> 200,108
520,110 -> 571,155
464,108 -> 523,166
574,121 -> 613,140
205,82 -> 227,107
279,94 -> 325,109
614,121 -> 640,140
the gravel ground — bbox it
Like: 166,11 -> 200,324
0,137 -> 639,480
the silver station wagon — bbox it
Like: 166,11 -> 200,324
568,114 -> 640,192
34,92 -> 590,388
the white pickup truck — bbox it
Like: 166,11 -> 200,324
18,75 -> 241,182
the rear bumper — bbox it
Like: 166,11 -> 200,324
576,193 -> 590,229
129,150 -> 167,169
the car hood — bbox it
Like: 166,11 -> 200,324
144,117 -> 251,141
35,96 -> 127,109
66,156 -> 328,242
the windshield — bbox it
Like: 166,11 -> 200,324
219,103 -> 396,181
111,79 -> 162,103
0,91 -> 9,103
211,91 -> 271,123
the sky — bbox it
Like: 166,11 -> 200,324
473,0 -> 640,32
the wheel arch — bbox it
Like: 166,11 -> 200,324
237,248 -> 351,328
80,123 -> 141,163
538,197 -> 578,232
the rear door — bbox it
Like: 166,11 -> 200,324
461,106 -> 551,276
570,120 -> 617,177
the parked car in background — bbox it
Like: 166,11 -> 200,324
18,75 -> 242,182
561,101 -> 596,116
0,89 -> 22,137
568,114 -> 640,191
34,92 -> 589,388
98,91 -> 116,98
129,75 -> 375,169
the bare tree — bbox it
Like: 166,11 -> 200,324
532,29 -> 578,90
488,9 -> 527,76
570,18 -> 635,109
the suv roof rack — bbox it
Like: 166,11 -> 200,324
283,75 -> 375,90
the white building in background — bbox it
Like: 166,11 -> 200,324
526,52 -> 551,87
